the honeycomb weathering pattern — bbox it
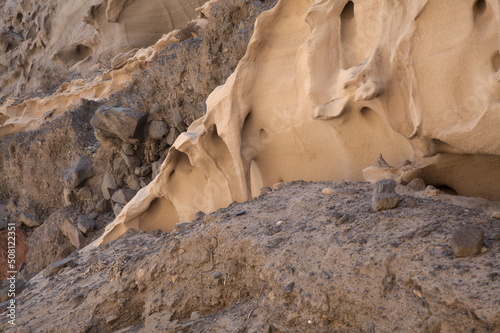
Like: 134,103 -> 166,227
92,0 -> 500,246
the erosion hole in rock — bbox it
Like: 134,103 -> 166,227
435,185 -> 458,196
474,0 -> 487,17
75,44 -> 93,60
139,197 -> 179,232
492,51 -> 500,72
340,1 -> 361,69
341,1 -> 354,20
16,12 -> 23,21
473,0 -> 493,30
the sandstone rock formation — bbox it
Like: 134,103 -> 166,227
95,0 -> 500,245
0,0 -> 206,137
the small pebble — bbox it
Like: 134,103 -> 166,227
425,185 -> 439,197
322,188 -> 335,195
273,182 -> 285,190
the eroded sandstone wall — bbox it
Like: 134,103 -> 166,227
0,0 -> 205,100
96,0 -> 500,245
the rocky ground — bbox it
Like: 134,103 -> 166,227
1,180 -> 499,332
0,0 -> 277,277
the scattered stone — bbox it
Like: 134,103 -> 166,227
234,210 -> 246,216
195,211 -> 206,220
18,211 -> 41,227
190,311 -> 201,321
112,189 -> 137,205
492,212 -> 500,219
148,120 -> 169,140
372,179 -> 400,211
450,225 -> 484,257
174,222 -> 190,232
166,128 -> 180,146
96,199 -> 110,213
106,315 -> 119,324
113,156 -> 128,175
337,214 -> 351,225
273,182 -> 285,190
276,220 -> 284,226
6,198 -> 16,212
152,159 -> 164,179
127,174 -> 141,191
63,156 -> 94,190
406,178 -> 426,191
88,212 -> 98,220
90,106 -> 148,143
425,185 -> 440,197
101,173 -> 117,200
63,188 -> 76,206
113,203 -> 124,217
76,215 -> 96,234
134,165 -> 152,177
283,282 -> 295,293
122,143 -> 135,156
213,271 -> 222,279
42,257 -> 76,278
120,150 -> 141,170
172,104 -> 186,133
58,218 -> 86,248
77,187 -> 92,201
260,187 -> 272,195
139,178 -> 150,188
322,187 -> 335,195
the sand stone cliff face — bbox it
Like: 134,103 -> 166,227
94,0 -> 500,245
0,0 -> 205,136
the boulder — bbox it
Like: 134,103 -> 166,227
127,174 -> 141,190
76,215 -> 96,234
95,199 -> 110,213
42,257 -> 76,278
101,173 -> 117,200
26,207 -> 78,273
372,179 -> 401,211
134,165 -> 152,177
111,189 -> 137,205
58,218 -> 86,249
120,149 -> 141,170
90,106 -> 147,143
121,143 -> 135,156
18,211 -> 41,228
450,225 -> 484,257
148,120 -> 169,140
113,203 -> 124,217
63,156 -> 94,190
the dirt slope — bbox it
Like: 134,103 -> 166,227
2,181 -> 499,332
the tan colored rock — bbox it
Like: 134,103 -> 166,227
50,0 -> 500,245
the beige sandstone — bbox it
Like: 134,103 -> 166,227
92,0 -> 500,245
0,0 -> 206,136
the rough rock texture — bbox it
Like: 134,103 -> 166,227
0,100 -> 109,218
0,0 -> 206,101
3,181 -> 500,332
97,0 -> 500,244
25,207 -> 79,273
91,106 -> 148,144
